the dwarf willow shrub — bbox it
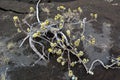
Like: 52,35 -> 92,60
13,0 -> 120,79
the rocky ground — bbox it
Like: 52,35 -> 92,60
0,0 -> 120,80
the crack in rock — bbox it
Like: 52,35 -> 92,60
0,1 -> 34,14
0,7 -> 28,14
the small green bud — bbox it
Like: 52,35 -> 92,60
74,39 -> 80,47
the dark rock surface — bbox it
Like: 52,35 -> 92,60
0,0 -> 120,80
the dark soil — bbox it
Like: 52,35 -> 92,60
0,0 -> 120,80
